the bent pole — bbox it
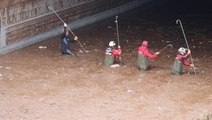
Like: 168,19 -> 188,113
176,19 -> 196,75
48,6 -> 88,53
158,44 -> 173,53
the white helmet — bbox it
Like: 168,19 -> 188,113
178,47 -> 186,54
64,23 -> 67,27
109,41 -> 116,47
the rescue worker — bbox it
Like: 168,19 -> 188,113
61,23 -> 78,56
172,47 -> 194,75
138,40 -> 159,70
104,41 -> 122,65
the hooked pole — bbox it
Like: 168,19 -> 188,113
48,6 -> 88,53
158,44 -> 173,53
176,19 -> 196,75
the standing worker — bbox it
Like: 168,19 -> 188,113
138,40 -> 159,70
61,23 -> 78,56
104,41 -> 122,65
172,47 -> 194,75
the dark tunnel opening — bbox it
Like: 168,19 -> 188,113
141,0 -> 212,14
73,0 -> 212,62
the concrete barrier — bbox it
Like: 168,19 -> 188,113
0,0 -> 153,55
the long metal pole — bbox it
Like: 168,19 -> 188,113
48,6 -> 88,53
176,19 -> 196,75
115,16 -> 120,47
115,15 -> 122,62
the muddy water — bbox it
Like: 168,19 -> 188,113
0,6 -> 211,120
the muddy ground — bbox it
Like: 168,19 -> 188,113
0,6 -> 211,120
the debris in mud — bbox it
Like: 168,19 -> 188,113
138,74 -> 144,82
127,89 -> 132,93
201,70 -> 205,74
140,96 -> 144,100
138,79 -> 143,82
39,98 -> 45,102
78,50 -> 84,53
110,64 -> 120,68
107,26 -> 112,29
23,95 -> 27,98
199,42 -> 203,44
198,114 -> 212,120
5,67 -> 11,69
80,67 -> 84,71
38,46 -> 47,49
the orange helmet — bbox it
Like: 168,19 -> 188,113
142,40 -> 148,47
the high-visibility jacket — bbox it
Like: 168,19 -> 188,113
104,47 -> 121,65
138,45 -> 157,70
172,53 -> 190,75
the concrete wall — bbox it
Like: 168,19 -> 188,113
0,0 -> 153,55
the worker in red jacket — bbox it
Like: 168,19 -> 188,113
172,47 -> 194,75
104,41 -> 122,65
138,40 -> 159,70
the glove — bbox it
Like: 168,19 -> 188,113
156,52 -> 160,55
190,64 -> 194,67
187,49 -> 191,54
118,45 -> 121,49
74,36 -> 78,41
64,23 -> 67,27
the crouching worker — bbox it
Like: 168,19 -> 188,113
61,23 -> 78,56
138,40 -> 159,71
104,41 -> 122,65
172,47 -> 194,75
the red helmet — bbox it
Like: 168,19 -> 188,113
142,40 -> 148,47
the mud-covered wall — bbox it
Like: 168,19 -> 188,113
0,0 -> 154,54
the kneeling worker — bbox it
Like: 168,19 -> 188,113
104,41 -> 122,65
61,23 -> 78,56
172,47 -> 194,75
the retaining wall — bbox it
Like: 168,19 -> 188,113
0,0 -> 154,54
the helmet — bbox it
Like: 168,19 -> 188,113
142,40 -> 148,46
178,47 -> 186,54
109,41 -> 116,47
64,23 -> 67,27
